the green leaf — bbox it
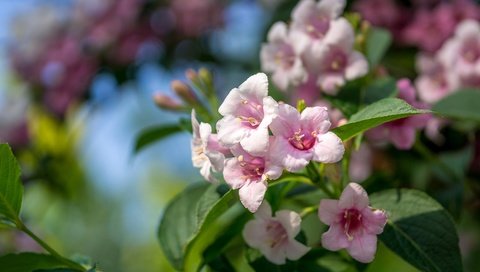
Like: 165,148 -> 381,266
0,144 -> 23,226
134,124 -> 184,153
432,89 -> 480,122
157,183 -> 237,270
370,189 -> 462,272
0,253 -> 82,272
332,98 -> 428,141
366,27 -> 392,67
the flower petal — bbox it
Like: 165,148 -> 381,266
312,131 -> 345,163
216,115 -> 248,147
292,0 -> 316,23
285,240 -> 310,261
345,51 -> 368,80
239,180 -> 268,212
238,73 -> 269,103
268,21 -> 288,42
362,208 -> 388,235
318,199 -> 340,225
218,88 -> 243,116
321,224 -> 349,251
269,103 -> 300,137
270,136 -> 312,172
317,0 -> 346,19
240,127 -> 269,156
323,18 -> 354,51
223,158 -> 245,189
254,201 -> 272,219
275,210 -> 302,238
243,220 -> 268,248
338,183 -> 369,210
346,233 -> 377,263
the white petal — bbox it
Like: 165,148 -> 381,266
239,180 -> 268,213
345,51 -> 369,80
312,132 -> 345,163
275,210 -> 302,238
238,73 -> 269,103
317,0 -> 346,19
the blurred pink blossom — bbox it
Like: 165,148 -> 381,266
243,201 -> 310,264
349,143 -> 373,183
171,0 -> 223,37
318,183 -> 387,263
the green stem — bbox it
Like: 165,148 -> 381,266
17,221 -> 85,271
306,163 -> 335,198
299,206 -> 318,218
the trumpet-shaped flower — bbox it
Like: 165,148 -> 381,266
243,201 -> 310,264
223,144 -> 282,212
269,104 -> 344,172
191,110 -> 230,183
260,22 -> 308,91
415,54 -> 457,104
318,183 -> 387,263
216,73 -> 278,156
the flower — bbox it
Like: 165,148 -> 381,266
318,183 -> 387,263
367,79 -> 429,150
216,73 -> 278,156
349,143 -> 373,183
223,144 -> 282,212
243,201 -> 310,264
269,104 -> 344,172
191,110 -> 230,183
415,54 -> 457,104
260,22 -> 308,91
311,19 -> 368,94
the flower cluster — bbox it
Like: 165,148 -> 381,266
415,19 -> 480,105
191,73 -> 345,212
260,0 -> 368,95
242,183 -> 387,264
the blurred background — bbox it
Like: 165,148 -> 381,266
0,0 -> 479,271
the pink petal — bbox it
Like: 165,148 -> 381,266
389,126 -> 416,150
275,210 -> 302,238
204,150 -> 225,172
317,74 -> 345,95
199,123 -> 212,144
317,0 -> 346,19
267,22 -> 288,42
346,233 -> 378,263
270,136 -> 312,172
243,220 -> 269,248
200,161 -> 217,183
291,0 -> 316,23
240,127 -> 269,156
345,51 -> 368,80
239,180 -> 268,212
318,199 -> 340,225
300,106 -> 331,133
323,18 -> 354,51
238,73 -> 269,103
216,115 -> 248,147
261,96 -> 279,125
263,245 -> 287,265
218,88 -> 243,116
191,110 -> 200,138
362,208 -> 388,235
338,183 -> 369,210
312,132 -> 345,163
272,70 -> 290,90
285,240 -> 310,261
223,158 -> 245,189
269,103 -> 300,138
455,20 -> 480,41
254,201 -> 272,219
321,224 -> 349,251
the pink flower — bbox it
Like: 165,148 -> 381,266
223,144 -> 282,212
291,0 -> 346,45
310,19 -> 369,94
438,19 -> 480,88
349,143 -> 373,183
191,110 -> 230,183
216,73 -> 278,156
269,104 -> 344,172
243,201 -> 310,264
260,22 -> 308,91
367,79 -> 429,150
415,54 -> 457,104
318,183 -> 387,263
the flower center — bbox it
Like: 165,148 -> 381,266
237,100 -> 263,128
341,209 -> 363,241
325,47 -> 348,72
306,15 -> 330,39
288,129 -> 317,150
238,155 -> 265,180
274,43 -> 296,69
266,220 -> 288,248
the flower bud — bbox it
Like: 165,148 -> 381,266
171,80 -> 199,106
153,93 -> 184,111
185,69 -> 198,82
198,67 -> 213,87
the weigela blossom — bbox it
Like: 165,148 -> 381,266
367,79 -> 429,150
223,144 -> 282,212
415,54 -> 457,104
260,22 -> 308,91
311,18 -> 369,94
318,183 -> 387,263
216,73 -> 278,156
349,143 -> 373,183
439,19 -> 480,88
243,201 -> 310,264
269,104 -> 344,172
191,110 -> 230,183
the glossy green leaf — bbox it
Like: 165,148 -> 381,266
134,124 -> 184,153
366,27 -> 392,67
0,144 -> 23,226
0,253 -> 82,272
370,189 -> 462,272
432,89 -> 480,122
157,183 -> 237,270
332,98 -> 428,141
